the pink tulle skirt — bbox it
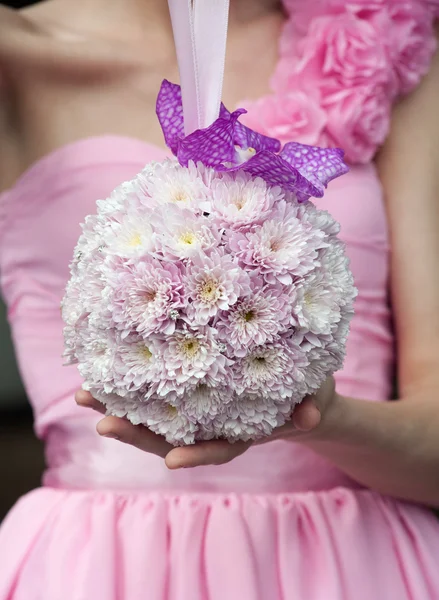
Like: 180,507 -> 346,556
1,486 -> 439,600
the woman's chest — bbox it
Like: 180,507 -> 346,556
0,9 -> 284,188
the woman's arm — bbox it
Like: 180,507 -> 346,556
296,34 -> 439,506
163,40 -> 439,503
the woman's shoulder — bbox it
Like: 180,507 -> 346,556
0,3 -> 138,84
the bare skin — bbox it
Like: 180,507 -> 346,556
2,1 -> 439,506
0,0 -> 284,189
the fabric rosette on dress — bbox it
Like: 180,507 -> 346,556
243,0 -> 438,163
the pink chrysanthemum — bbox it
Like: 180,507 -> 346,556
295,197 -> 341,236
115,334 -> 162,392
180,382 -> 232,425
108,258 -> 185,337
216,281 -> 294,356
232,338 -> 308,400
228,200 -> 326,285
184,250 -> 250,325
137,399 -> 198,445
209,171 -> 282,230
88,388 -> 139,419
151,325 -> 229,398
221,395 -> 292,442
75,326 -> 119,394
143,159 -> 212,214
103,212 -> 155,259
150,204 -> 220,261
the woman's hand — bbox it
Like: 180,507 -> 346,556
75,377 -> 339,469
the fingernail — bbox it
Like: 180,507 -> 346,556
103,433 -> 119,440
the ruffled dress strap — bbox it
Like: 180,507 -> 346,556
241,0 -> 438,164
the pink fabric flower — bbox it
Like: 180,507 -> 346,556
283,0 -> 387,24
281,13 -> 391,91
386,1 -> 437,94
240,92 -> 327,147
323,84 -> 391,164
423,0 -> 439,18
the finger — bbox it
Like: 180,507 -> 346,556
96,416 -> 173,458
75,389 -> 106,415
165,439 -> 251,469
292,396 -> 321,432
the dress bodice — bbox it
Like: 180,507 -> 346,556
0,136 -> 391,493
1,0 -> 437,493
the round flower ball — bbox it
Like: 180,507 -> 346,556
62,158 -> 356,445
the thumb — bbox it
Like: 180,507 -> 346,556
292,396 -> 321,432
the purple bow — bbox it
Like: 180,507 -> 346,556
156,80 -> 348,202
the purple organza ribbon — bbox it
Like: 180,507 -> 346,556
168,0 -> 230,135
164,0 -> 349,201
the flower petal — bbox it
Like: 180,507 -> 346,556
234,120 -> 282,154
156,80 -> 185,154
222,150 -> 321,200
280,143 -> 349,200
177,110 -> 245,167
219,103 -> 281,153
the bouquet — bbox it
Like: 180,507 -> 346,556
62,80 -> 356,446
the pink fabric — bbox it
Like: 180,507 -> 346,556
1,2 -> 439,597
0,135 -> 439,599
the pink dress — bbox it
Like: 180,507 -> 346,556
1,3 -> 439,599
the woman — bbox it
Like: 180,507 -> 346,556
1,0 -> 439,598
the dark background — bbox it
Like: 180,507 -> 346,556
0,0 -> 46,522
4,0 -> 38,7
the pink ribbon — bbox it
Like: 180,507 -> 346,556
168,0 -> 231,135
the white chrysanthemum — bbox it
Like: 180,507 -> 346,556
221,395 -> 292,442
102,212 -> 154,259
89,388 -> 139,418
181,382 -> 231,424
76,327 -> 119,394
62,277 -> 84,328
294,270 -> 341,336
153,325 -> 229,397
71,214 -> 106,271
115,335 -> 161,392
150,204 -> 220,260
295,197 -> 341,237
320,239 -> 357,306
210,172 -> 282,229
144,159 -> 211,213
136,399 -> 197,445
216,284 -> 294,356
184,251 -> 250,325
232,338 -> 308,400
228,200 -> 326,285
96,177 -> 145,216
63,324 -> 79,365
302,347 -> 339,395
